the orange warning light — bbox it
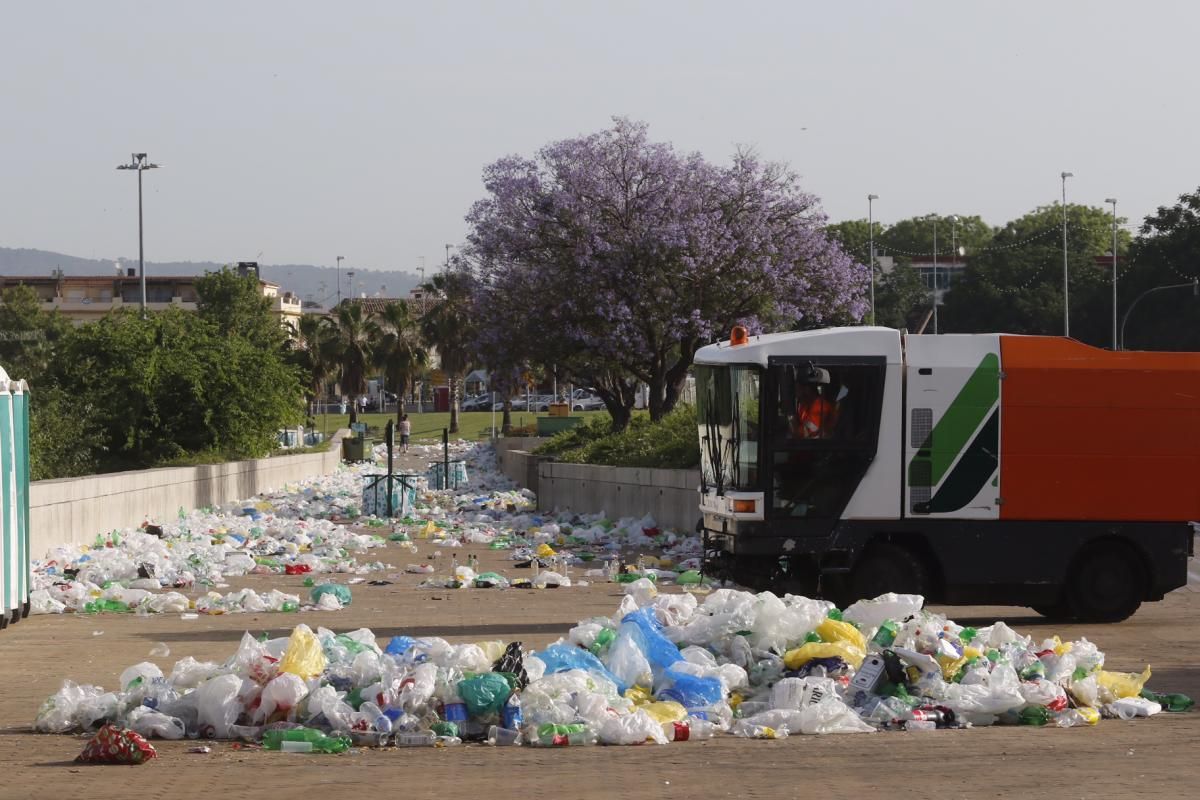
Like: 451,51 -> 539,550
730,325 -> 749,346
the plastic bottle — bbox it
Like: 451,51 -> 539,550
262,728 -> 351,753
1018,705 -> 1053,726
663,718 -> 718,741
1140,690 -> 1195,712
394,731 -> 438,747
1055,708 -> 1100,728
501,694 -> 523,730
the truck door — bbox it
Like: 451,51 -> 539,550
765,357 -> 886,536
904,335 -> 1002,519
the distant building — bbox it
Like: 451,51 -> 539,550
0,263 -> 303,331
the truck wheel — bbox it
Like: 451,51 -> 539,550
848,543 -> 929,603
1031,602 -> 1074,620
1065,543 -> 1145,623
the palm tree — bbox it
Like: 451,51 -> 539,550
288,313 -> 337,418
329,301 -> 376,424
420,269 -> 475,434
372,301 -> 428,424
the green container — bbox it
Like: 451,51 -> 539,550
536,416 -> 585,436
342,436 -> 372,462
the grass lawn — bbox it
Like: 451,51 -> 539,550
311,410 -> 608,441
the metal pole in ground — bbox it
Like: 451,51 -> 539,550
386,419 -> 395,517
443,427 -> 449,490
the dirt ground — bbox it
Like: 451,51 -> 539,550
0,527 -> 1196,800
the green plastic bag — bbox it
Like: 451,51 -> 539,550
458,673 -> 512,716
676,569 -> 703,585
310,583 -> 353,606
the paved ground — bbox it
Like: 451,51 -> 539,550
0,527 -> 1196,800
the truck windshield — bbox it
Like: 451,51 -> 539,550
695,364 -> 760,491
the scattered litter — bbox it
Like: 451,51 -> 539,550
149,643 -> 170,657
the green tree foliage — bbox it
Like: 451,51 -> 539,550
1119,189 -> 1200,351
328,302 -> 375,423
940,204 -> 1125,344
195,267 -> 288,351
289,313 -> 337,415
53,309 -> 303,468
0,284 -> 71,379
372,301 -> 428,423
420,269 -> 476,434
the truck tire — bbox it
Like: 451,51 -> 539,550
848,543 -> 929,603
1065,542 -> 1145,623
1031,602 -> 1073,620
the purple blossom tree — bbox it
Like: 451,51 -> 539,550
467,118 -> 866,427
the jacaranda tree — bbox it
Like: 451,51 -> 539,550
466,118 -> 866,427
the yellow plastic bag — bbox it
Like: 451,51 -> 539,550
1076,707 -> 1101,725
816,618 -> 867,650
278,624 -> 327,680
624,686 -> 653,706
536,543 -> 557,558
783,641 -> 866,670
475,640 -> 505,663
420,521 -> 438,539
1098,666 -> 1151,700
641,701 -> 687,724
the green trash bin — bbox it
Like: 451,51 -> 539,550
342,436 -> 372,462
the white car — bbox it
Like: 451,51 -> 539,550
571,389 -> 604,411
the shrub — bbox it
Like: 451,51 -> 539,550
540,405 -> 699,469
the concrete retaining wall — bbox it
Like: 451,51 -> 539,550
29,431 -> 348,557
495,437 -> 547,490
536,461 -> 701,534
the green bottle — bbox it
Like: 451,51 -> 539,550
872,621 -> 898,647
589,628 -> 616,655
1140,689 -> 1195,712
431,721 -> 458,738
958,627 -> 977,644
262,728 -> 351,753
827,608 -> 844,621
1018,706 -> 1053,726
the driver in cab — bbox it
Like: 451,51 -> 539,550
790,370 -> 839,440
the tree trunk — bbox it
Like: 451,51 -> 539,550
449,374 -> 460,434
395,377 -> 407,425
660,341 -> 697,417
501,400 -> 512,435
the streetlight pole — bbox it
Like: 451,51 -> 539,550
1061,171 -> 1074,337
1106,198 -> 1118,350
346,269 -> 356,301
336,256 -> 345,306
868,194 -> 879,325
925,214 -> 939,334
949,214 -> 959,306
116,153 -> 160,317
1119,279 -> 1200,350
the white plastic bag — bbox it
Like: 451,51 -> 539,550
798,698 -> 876,735
842,593 -> 925,629
597,710 -> 669,745
193,673 -> 244,738
126,706 -> 186,739
257,673 -> 309,722
605,629 -> 653,689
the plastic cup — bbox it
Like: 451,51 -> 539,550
487,726 -> 520,746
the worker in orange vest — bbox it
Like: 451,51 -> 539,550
791,382 -> 838,439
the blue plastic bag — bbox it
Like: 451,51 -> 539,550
535,642 -> 628,694
385,636 -> 416,657
656,667 -> 725,709
621,607 -> 682,672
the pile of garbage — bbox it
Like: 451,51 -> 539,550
33,588 -> 1192,749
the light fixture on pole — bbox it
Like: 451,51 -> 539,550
444,244 -> 454,271
116,153 -> 160,317
336,256 -> 344,305
948,214 -> 960,303
346,270 -> 356,301
925,214 -> 940,334
868,194 -> 879,325
1105,198 -> 1118,350
1061,171 -> 1074,337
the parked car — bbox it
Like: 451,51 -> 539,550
460,394 -> 492,411
571,388 -> 605,411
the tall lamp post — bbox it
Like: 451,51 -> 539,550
1061,171 -> 1074,337
1105,198 -> 1118,350
116,153 -> 160,317
868,194 -> 879,325
948,214 -> 960,313
346,270 -> 356,301
336,256 -> 344,305
1120,279 -> 1200,350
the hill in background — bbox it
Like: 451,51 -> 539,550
0,247 -> 421,309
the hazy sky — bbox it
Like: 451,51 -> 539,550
4,0 -> 1197,273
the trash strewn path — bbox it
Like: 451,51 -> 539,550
2,443 -> 1198,799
